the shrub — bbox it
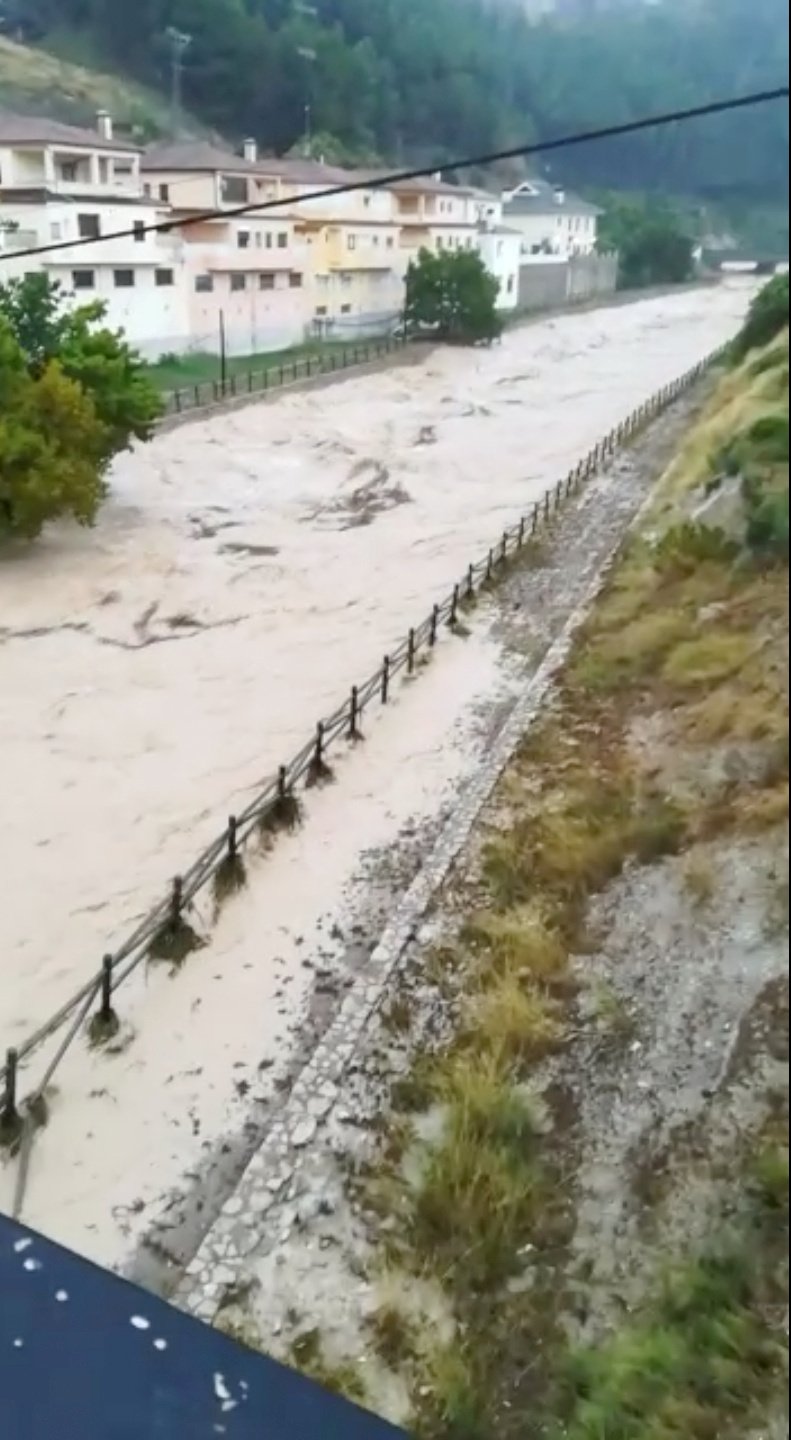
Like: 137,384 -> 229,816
731,274 -> 789,363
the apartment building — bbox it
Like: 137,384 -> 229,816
235,152 -> 404,338
503,178 -> 601,258
0,112 -> 189,357
141,140 -> 312,356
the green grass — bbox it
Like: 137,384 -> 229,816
557,1155 -> 789,1440
145,339 -> 381,394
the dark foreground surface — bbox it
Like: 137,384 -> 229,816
0,1212 -> 406,1440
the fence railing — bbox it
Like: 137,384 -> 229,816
161,334 -> 407,419
0,346 -> 725,1150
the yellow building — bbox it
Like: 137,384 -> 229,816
254,156 -> 404,336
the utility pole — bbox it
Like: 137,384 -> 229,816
297,47 -> 317,157
166,27 -> 192,136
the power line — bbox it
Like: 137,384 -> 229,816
1,86 -> 788,266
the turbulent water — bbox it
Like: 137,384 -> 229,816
0,283 -> 752,1263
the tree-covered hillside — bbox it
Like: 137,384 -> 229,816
1,0 -> 788,206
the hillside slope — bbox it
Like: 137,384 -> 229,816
0,34 -> 200,139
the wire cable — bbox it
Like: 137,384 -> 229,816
1,86 -> 787,265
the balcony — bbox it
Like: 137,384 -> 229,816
0,227 -> 39,252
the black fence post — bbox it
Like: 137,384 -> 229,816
448,583 -> 460,626
348,685 -> 362,740
532,502 -> 540,534
429,605 -> 440,646
99,955 -> 116,1027
381,655 -> 391,704
194,385 -> 201,409
170,875 -> 184,928
544,489 -> 551,521
1,1048 -> 18,1136
174,390 -> 182,415
500,531 -> 509,564
466,564 -> 475,600
485,549 -> 494,584
518,516 -> 526,547
407,627 -> 417,675
227,815 -> 239,862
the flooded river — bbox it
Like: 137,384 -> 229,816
0,284 -> 751,1263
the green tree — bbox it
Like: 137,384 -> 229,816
598,197 -> 695,290
0,317 -> 108,541
405,248 -> 503,345
0,273 -> 162,463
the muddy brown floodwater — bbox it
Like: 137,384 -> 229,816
0,283 -> 752,1268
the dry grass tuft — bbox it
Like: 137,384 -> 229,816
471,977 -> 563,1061
681,848 -> 717,908
663,631 -> 753,687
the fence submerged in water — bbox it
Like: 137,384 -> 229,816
1,346 -> 724,1158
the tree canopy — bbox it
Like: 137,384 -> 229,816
405,249 -> 502,345
597,197 -> 695,290
7,0 -> 789,208
0,276 -> 162,541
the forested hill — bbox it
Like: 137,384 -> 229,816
1,0 -> 788,205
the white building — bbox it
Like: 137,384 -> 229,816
470,190 -> 522,311
0,111 -> 190,358
503,178 -> 601,259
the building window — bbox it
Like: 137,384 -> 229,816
195,274 -> 214,293
60,162 -> 79,183
315,306 -> 328,317
259,274 -> 275,290
277,233 -> 288,249
78,214 -> 101,240
341,304 -> 352,314
230,274 -> 247,292
144,183 -> 152,198
238,231 -> 251,250
114,269 -> 135,289
156,269 -> 175,287
290,273 -> 303,289
221,175 -> 248,205
265,233 -> 273,249
347,235 -> 357,251
133,220 -> 146,243
386,236 -> 394,248
72,270 -> 96,290
50,223 -> 62,241
159,184 -> 170,203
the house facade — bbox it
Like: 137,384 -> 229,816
503,178 -> 601,259
0,112 -> 190,357
141,141 -> 310,356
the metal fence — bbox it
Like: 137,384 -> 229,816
161,334 -> 408,419
0,347 -> 724,1150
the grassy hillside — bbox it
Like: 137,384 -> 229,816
0,35 -> 200,140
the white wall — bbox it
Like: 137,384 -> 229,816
478,231 -> 522,311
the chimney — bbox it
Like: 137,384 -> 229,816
243,137 -> 258,163
553,185 -> 566,205
96,110 -> 113,141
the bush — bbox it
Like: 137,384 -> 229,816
731,274 -> 789,363
744,479 -> 790,560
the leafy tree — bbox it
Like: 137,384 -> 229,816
0,274 -> 162,463
597,197 -> 695,290
405,248 -> 502,345
0,318 -> 108,541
